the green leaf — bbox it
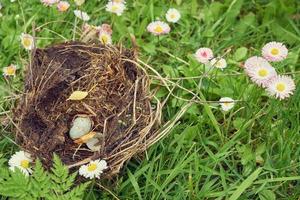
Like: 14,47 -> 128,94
259,190 -> 276,200
229,168 -> 262,200
233,47 -> 248,62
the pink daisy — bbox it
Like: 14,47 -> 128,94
262,42 -> 288,62
195,47 -> 213,64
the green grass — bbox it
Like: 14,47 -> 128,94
1,0 -> 300,199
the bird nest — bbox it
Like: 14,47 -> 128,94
13,42 -> 161,178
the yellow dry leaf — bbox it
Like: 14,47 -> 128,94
67,91 -> 88,101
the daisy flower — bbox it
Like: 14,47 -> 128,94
8,151 -> 33,176
20,33 -> 34,50
99,23 -> 113,35
106,1 -> 126,16
74,0 -> 85,6
74,10 -> 90,21
3,64 -> 17,76
266,75 -> 296,100
244,56 -> 277,87
57,1 -> 70,12
41,0 -> 59,6
79,159 -> 108,179
219,97 -> 235,111
166,8 -> 181,23
195,47 -> 213,64
210,57 -> 227,70
244,56 -> 270,73
147,21 -> 171,36
99,32 -> 112,45
262,42 -> 288,62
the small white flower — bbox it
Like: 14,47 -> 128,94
8,151 -> 33,176
74,10 -> 90,21
262,42 -> 288,62
74,0 -> 85,6
210,57 -> 227,70
166,8 -> 181,23
3,64 -> 17,76
244,56 -> 277,87
79,159 -> 108,179
219,97 -> 235,111
20,33 -> 34,50
147,21 -> 171,36
266,75 -> 296,100
106,1 -> 126,16
195,47 -> 213,64
99,32 -> 112,45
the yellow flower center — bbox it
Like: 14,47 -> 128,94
113,0 -> 122,2
170,13 -> 176,19
6,67 -> 16,75
154,25 -> 163,33
100,35 -> 109,44
224,102 -> 230,106
271,48 -> 279,55
87,163 -> 97,172
23,37 -> 32,48
258,68 -> 268,77
20,160 -> 29,169
60,4 -> 68,11
111,5 -> 119,12
276,83 -> 286,92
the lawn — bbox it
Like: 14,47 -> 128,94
0,0 -> 300,199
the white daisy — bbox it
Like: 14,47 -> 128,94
266,75 -> 296,100
219,97 -> 235,111
262,42 -> 288,62
166,8 -> 181,23
20,33 -> 34,50
106,1 -> 126,16
8,151 -> 33,176
3,64 -> 17,76
210,57 -> 227,70
195,47 -> 213,64
79,159 -> 108,179
147,21 -> 171,36
74,0 -> 85,6
244,56 -> 277,87
99,32 -> 112,45
74,10 -> 90,21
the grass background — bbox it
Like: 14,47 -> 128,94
0,0 -> 300,199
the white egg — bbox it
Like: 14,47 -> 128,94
86,132 -> 102,152
69,117 -> 92,139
